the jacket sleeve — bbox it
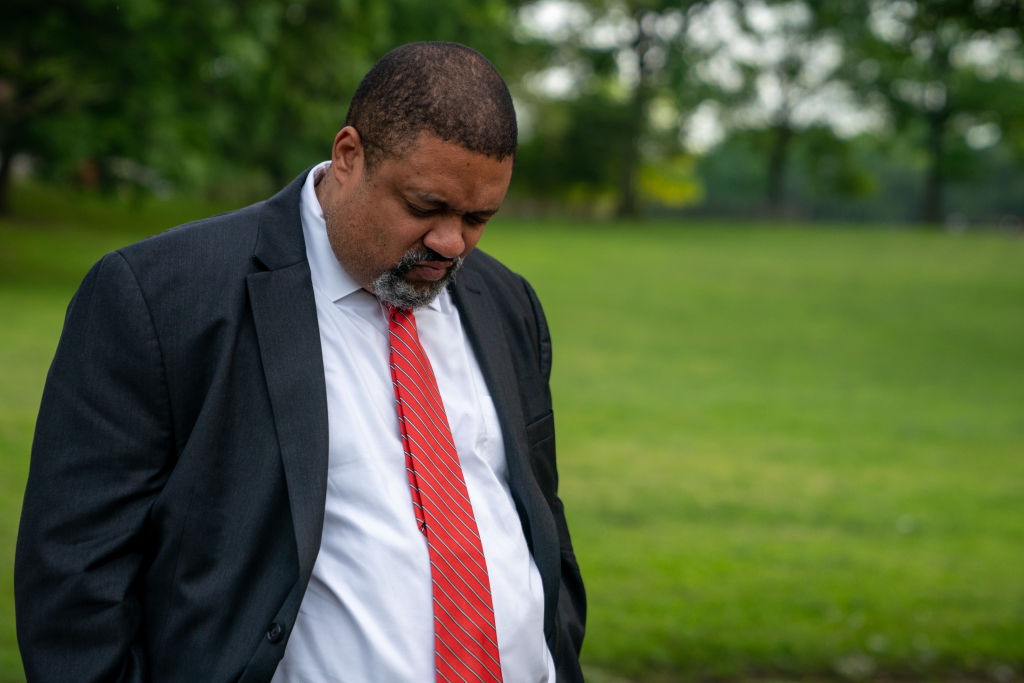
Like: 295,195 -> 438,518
15,251 -> 174,682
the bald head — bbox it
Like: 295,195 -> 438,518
343,42 -> 517,170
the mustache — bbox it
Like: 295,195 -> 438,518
394,248 -> 459,274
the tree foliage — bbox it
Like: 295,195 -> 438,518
0,0 -> 529,210
2,0 -> 1022,223
840,0 -> 1024,223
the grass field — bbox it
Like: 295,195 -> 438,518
2,186 -> 1022,682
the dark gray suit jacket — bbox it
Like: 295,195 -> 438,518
15,170 -> 585,682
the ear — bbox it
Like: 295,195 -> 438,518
330,126 -> 364,183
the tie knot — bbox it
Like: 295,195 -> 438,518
382,301 -> 415,330
382,301 -> 408,316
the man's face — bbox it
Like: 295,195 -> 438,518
321,128 -> 514,308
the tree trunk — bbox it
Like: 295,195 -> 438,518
921,109 -> 948,225
615,24 -> 652,220
615,91 -> 643,219
766,122 -> 793,216
0,139 -> 14,216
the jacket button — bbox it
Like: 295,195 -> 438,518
266,622 -> 284,643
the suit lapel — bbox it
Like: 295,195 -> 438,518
247,171 -> 330,585
451,268 -> 561,624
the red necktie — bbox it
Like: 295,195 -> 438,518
386,305 -> 503,683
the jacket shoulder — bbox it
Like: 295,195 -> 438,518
461,249 -> 536,308
118,200 -> 266,265
458,248 -> 552,380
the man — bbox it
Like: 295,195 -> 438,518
15,42 -> 585,682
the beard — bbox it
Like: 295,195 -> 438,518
373,248 -> 463,309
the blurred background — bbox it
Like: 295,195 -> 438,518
3,0 -> 1023,223
1,1 -> 1022,682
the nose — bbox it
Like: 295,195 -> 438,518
422,216 -> 466,260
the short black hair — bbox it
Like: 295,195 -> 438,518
343,42 -> 517,169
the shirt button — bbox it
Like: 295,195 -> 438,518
266,622 -> 284,643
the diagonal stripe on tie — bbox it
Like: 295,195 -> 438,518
385,303 -> 503,683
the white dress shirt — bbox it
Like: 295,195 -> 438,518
271,162 -> 554,682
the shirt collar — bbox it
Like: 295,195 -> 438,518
300,161 -> 363,303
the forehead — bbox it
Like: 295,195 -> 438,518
373,133 -> 514,209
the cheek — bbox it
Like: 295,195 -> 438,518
462,226 -> 486,255
329,199 -> 391,281
377,217 -> 418,253
391,217 -> 438,253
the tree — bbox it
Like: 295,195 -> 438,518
0,1 -> 149,211
727,1 -> 874,214
0,1 -> 291,210
516,0 -> 712,217
0,0 -> 535,213
850,0 -> 1024,224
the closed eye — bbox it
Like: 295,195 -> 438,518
406,202 -> 438,218
407,200 -> 491,226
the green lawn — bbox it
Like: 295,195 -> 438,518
2,186 -> 1023,681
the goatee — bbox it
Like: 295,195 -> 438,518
373,248 -> 463,309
